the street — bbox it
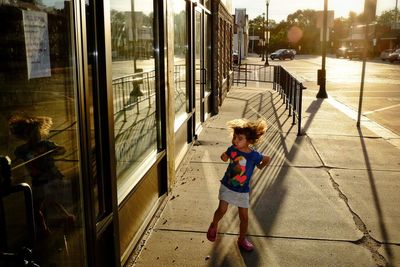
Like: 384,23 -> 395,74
270,55 -> 400,135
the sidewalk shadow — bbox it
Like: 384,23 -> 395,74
246,92 -> 324,266
357,128 -> 394,265
210,87 -> 324,266
302,99 -> 324,133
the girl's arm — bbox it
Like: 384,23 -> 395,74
220,152 -> 229,162
257,155 -> 270,169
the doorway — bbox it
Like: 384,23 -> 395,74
193,4 -> 211,136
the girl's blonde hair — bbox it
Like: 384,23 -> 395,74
226,118 -> 267,144
8,114 -> 53,141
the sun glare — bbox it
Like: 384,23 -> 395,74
330,0 -> 364,18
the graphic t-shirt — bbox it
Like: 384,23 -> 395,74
14,140 -> 64,186
220,145 -> 264,193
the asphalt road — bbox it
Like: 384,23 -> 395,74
270,55 -> 400,136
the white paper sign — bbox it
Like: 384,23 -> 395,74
23,10 -> 51,79
235,8 -> 246,28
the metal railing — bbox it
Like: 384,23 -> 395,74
112,65 -> 191,175
233,64 -> 305,136
113,66 -> 188,120
273,65 -> 306,136
233,64 -> 275,86
112,70 -> 156,121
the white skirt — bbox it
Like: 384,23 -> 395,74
218,183 -> 249,208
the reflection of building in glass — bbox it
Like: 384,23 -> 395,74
0,1 -> 234,266
111,10 -> 154,60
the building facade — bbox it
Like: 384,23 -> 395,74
0,0 -> 233,266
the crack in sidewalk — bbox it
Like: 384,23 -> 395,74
307,133 -> 388,266
328,172 -> 388,267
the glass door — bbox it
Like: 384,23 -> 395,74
204,12 -> 212,116
0,1 -> 88,266
194,7 -> 204,133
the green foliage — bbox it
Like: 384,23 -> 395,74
332,18 -> 350,41
286,9 -> 317,28
377,9 -> 398,26
261,6 -> 399,54
268,9 -> 320,53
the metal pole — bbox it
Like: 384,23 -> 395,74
316,0 -> 328,98
238,28 -> 242,65
261,13 -> 265,61
131,0 -> 137,71
396,0 -> 399,25
252,27 -> 255,53
357,24 -> 369,127
265,1 -> 270,66
357,0 -> 377,126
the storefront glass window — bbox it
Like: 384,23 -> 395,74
205,13 -> 212,93
0,1 -> 87,265
195,10 -> 202,129
173,1 -> 188,125
204,0 -> 211,9
109,1 -> 158,200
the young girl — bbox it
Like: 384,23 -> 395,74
8,114 -> 75,237
207,118 -> 270,251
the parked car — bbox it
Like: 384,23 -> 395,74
270,49 -> 295,60
336,47 -> 348,58
347,47 -> 364,60
380,49 -> 394,61
233,50 -> 239,64
388,49 -> 400,63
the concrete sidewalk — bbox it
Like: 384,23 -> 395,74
128,82 -> 400,267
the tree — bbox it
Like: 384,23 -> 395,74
377,9 -> 398,26
110,10 -> 127,59
269,21 -> 290,52
331,17 -> 350,49
248,15 -> 276,54
248,15 -> 265,37
285,9 -> 319,53
287,9 -> 317,29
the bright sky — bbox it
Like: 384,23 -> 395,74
232,0 -> 396,22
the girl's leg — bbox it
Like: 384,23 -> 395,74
237,207 -> 254,251
207,200 -> 228,242
211,200 -> 229,227
35,199 -> 51,237
238,207 -> 248,241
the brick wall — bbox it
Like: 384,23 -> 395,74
211,0 -> 233,115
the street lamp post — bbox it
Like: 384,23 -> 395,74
261,13 -> 265,61
316,0 -> 328,98
251,26 -> 255,53
264,0 -> 270,66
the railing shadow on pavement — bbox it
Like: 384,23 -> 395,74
208,80 -> 327,267
210,85 -> 392,266
233,64 -> 306,136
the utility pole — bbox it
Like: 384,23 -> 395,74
264,0 -> 270,66
357,0 -> 377,127
251,27 -> 255,53
316,0 -> 328,98
261,13 -> 265,61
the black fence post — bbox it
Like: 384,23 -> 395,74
245,64 -> 248,87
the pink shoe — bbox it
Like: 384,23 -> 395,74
207,224 -> 217,242
237,238 -> 254,251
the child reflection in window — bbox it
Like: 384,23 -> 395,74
8,114 -> 75,238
